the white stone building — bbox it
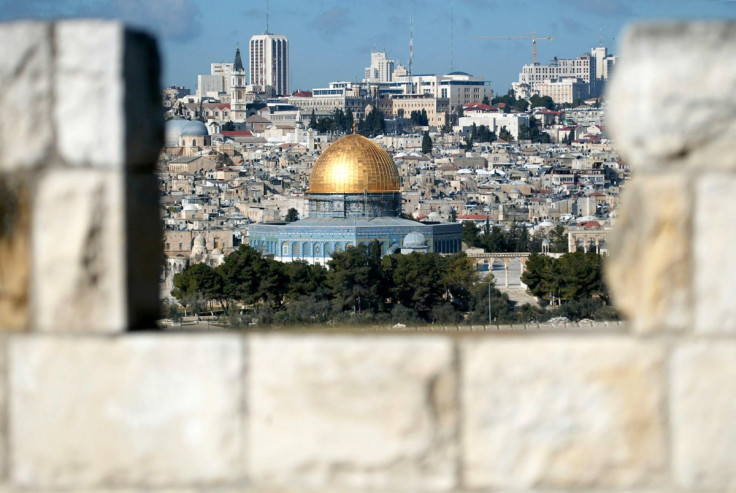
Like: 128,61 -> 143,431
249,33 -> 289,96
456,113 -> 530,140
536,77 -> 587,104
364,51 -> 395,83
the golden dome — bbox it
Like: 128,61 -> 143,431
308,134 -> 400,194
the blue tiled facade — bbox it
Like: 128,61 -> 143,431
249,216 -> 462,264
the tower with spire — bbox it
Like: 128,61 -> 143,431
230,47 -> 247,122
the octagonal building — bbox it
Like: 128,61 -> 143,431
248,132 -> 462,264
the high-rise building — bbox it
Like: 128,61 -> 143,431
211,62 -> 234,93
249,34 -> 289,96
364,52 -> 395,83
230,47 -> 247,122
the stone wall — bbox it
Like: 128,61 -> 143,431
0,19 -> 734,493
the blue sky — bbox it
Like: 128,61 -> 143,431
2,0 -> 736,94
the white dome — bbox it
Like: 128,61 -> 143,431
193,234 -> 206,248
427,212 -> 443,222
403,231 -> 427,248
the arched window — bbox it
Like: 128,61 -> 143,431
292,243 -> 299,257
282,242 -> 289,256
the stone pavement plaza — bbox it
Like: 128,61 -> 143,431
0,18 -> 735,493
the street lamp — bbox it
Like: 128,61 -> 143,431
488,279 -> 492,324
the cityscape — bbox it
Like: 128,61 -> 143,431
0,4 -> 735,493
159,13 -> 622,327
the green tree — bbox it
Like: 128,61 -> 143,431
284,261 -> 329,302
421,131 -> 432,154
549,224 -> 568,253
309,109 -> 317,129
462,221 -> 481,247
327,242 -> 385,314
216,245 -> 271,307
441,253 -> 477,311
518,119 -> 551,143
464,136 -> 474,151
513,98 -> 529,112
285,207 -> 299,222
529,94 -> 555,110
359,109 -> 386,137
468,277 -> 517,324
482,95 -> 490,105
498,126 -> 513,142
172,262 -> 223,314
384,252 -> 446,319
521,252 -> 557,301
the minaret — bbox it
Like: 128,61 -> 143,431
230,47 -> 247,122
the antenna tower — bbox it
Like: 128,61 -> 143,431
409,16 -> 414,93
266,0 -> 270,34
450,4 -> 454,72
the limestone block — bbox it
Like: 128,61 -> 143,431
693,174 -> 736,333
248,334 -> 457,491
0,22 -> 53,170
606,174 -> 692,332
462,337 -> 666,489
0,175 -> 30,330
672,342 -> 736,489
10,335 -> 244,488
608,22 -> 736,171
54,20 -> 162,169
32,169 -> 161,331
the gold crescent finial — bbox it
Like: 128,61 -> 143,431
353,119 -> 358,134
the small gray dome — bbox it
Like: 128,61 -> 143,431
164,118 -> 189,147
403,231 -> 426,248
181,120 -> 209,137
165,118 -> 209,147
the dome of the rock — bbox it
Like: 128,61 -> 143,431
308,133 -> 400,194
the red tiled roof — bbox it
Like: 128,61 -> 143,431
292,90 -> 313,97
581,221 -> 601,228
222,130 -> 253,137
464,102 -> 493,111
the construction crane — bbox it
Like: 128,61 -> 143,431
473,32 -> 554,65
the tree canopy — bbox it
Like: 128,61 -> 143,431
170,240 -> 617,327
421,131 -> 432,154
358,109 -> 386,137
285,208 -> 299,222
